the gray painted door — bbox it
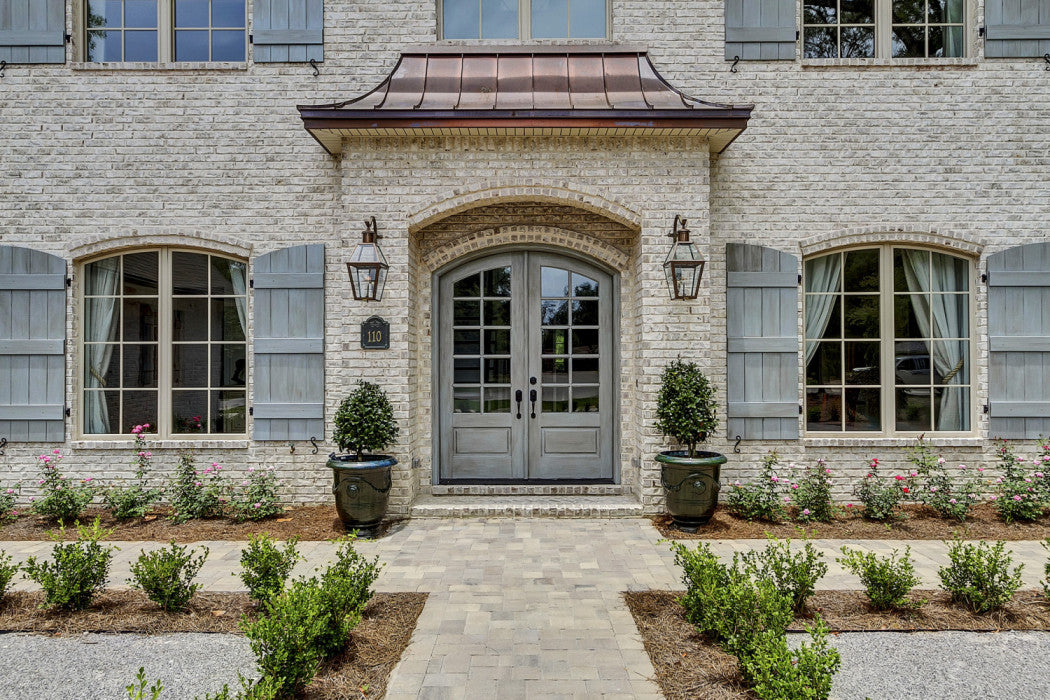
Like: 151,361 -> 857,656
438,252 -> 614,482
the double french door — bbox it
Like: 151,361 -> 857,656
437,251 -> 615,482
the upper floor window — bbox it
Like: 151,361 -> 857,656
803,0 -> 966,59
85,0 -> 246,62
82,249 -> 248,437
804,246 -> 973,435
440,0 -> 608,40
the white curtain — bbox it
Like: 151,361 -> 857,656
944,0 -> 965,57
901,250 -> 968,431
804,254 -> 842,364
229,260 -> 248,337
84,258 -> 120,434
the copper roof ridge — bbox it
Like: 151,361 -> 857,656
402,43 -> 650,55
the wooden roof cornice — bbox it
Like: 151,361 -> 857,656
297,45 -> 753,154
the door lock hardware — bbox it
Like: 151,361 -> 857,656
529,389 -> 537,418
515,390 -> 523,419
529,376 -> 537,385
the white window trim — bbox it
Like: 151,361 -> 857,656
77,0 -> 247,64
802,244 -> 978,438
800,0 -> 974,61
437,0 -> 612,41
76,247 -> 249,441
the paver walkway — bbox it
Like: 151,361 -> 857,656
3,519 -> 1050,699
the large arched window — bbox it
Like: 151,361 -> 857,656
804,246 -> 973,435
80,249 -> 247,437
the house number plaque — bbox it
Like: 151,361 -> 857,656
361,316 -> 390,349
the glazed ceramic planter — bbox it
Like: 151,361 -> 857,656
327,453 -> 397,537
655,450 -> 727,532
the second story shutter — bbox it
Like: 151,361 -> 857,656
726,243 -> 800,440
987,243 -> 1050,439
252,244 -> 325,441
0,0 -> 66,64
253,0 -> 323,63
725,0 -> 797,61
985,0 -> 1050,58
0,245 -> 66,442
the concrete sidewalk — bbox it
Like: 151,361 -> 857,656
2,519 -> 1049,699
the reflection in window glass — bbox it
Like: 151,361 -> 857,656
803,0 -> 875,58
442,0 -> 606,39
86,0 -> 159,62
174,0 -> 245,61
451,266 -> 513,415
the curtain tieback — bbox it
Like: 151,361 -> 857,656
941,357 -> 964,385
90,366 -> 106,388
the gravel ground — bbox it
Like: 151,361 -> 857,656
791,631 -> 1050,700
0,633 -> 256,700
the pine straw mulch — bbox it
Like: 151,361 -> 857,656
652,504 -> 1050,541
625,589 -> 1050,700
0,589 -> 427,700
0,506 -> 406,542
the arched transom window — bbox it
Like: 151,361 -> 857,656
81,249 -> 248,437
804,246 -> 973,435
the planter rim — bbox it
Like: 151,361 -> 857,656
655,450 -> 727,466
327,454 -> 398,469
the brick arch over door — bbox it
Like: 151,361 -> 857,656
408,184 -> 643,235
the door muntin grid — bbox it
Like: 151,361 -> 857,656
451,265 -> 514,414
538,266 -> 601,414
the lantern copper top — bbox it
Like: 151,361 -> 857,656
298,45 -> 752,155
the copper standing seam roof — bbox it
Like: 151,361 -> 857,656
297,45 -> 753,155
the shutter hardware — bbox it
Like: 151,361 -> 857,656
249,278 -> 254,288
65,407 -> 71,417
978,26 -> 985,38
249,406 -> 253,416
798,404 -> 803,415
0,61 -> 5,80
984,404 -> 990,414
66,276 -> 72,288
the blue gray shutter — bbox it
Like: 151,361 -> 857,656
726,243 -> 799,439
985,0 -> 1050,58
725,0 -> 796,61
0,0 -> 66,64
252,244 -> 325,441
0,246 -> 66,442
253,0 -> 323,63
987,242 -> 1050,439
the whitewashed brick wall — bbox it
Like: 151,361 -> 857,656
1,0 -> 1047,514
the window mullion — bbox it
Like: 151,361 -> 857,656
876,0 -> 890,58
522,0 -> 530,40
159,249 -> 172,438
880,246 -> 895,436
159,0 -> 173,62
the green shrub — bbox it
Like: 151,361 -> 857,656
126,667 -> 163,700
333,381 -> 399,460
739,619 -> 841,700
671,542 -> 793,659
792,459 -> 837,523
229,468 -> 282,523
313,535 -> 382,656
654,359 -> 718,458
837,546 -> 922,611
938,539 -> 1024,613
239,535 -> 302,604
0,551 -> 20,601
105,427 -> 164,520
241,579 -> 350,698
992,441 -> 1046,523
1042,539 -> 1050,600
129,541 -> 209,612
907,439 -> 980,522
22,518 -> 116,611
853,458 -> 906,521
194,673 -> 280,700
30,450 -> 96,524
169,454 -> 229,524
0,483 -> 20,523
725,452 -> 788,522
738,537 -> 827,614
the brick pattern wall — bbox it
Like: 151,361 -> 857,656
0,1 -> 1048,513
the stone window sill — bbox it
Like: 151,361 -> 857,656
72,439 -> 249,450
801,57 -> 978,68
803,436 -> 985,448
70,62 -> 248,72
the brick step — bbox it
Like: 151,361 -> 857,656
410,494 -> 644,518
429,483 -> 630,496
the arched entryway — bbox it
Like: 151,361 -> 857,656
434,249 -> 619,483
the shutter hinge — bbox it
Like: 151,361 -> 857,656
65,407 -> 71,417
249,406 -> 254,416
249,278 -> 254,289
978,26 -> 986,39
983,404 -> 990,414
796,30 -> 800,41
980,272 -> 988,284
797,273 -> 802,286
249,33 -> 254,44
799,404 -> 804,415
66,276 -> 72,288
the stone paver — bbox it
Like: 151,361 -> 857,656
2,520 -> 1050,698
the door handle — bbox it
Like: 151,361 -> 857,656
515,389 -> 523,419
529,389 -> 537,419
